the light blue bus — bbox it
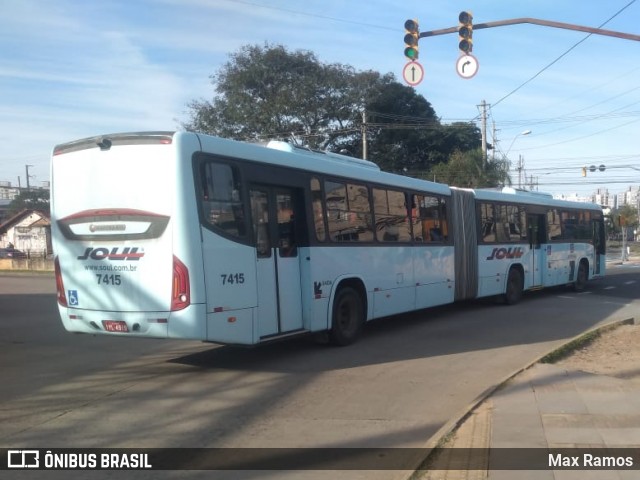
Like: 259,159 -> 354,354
51,131 -> 606,345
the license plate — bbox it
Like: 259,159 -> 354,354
102,320 -> 129,333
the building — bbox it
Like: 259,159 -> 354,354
0,181 -> 20,200
552,193 -> 592,203
615,186 -> 640,208
0,209 -> 52,256
593,188 -> 616,209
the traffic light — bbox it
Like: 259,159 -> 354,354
404,19 -> 419,60
458,11 -> 473,54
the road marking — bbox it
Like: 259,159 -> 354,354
624,280 -> 637,285
603,286 -> 616,290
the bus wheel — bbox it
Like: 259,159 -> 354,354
330,286 -> 364,346
504,268 -> 523,305
574,261 -> 588,292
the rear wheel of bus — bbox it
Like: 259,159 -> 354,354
504,267 -> 524,305
330,286 -> 365,346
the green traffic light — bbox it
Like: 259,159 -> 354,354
404,19 -> 419,60
404,47 -> 419,60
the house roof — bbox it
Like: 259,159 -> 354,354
0,209 -> 50,234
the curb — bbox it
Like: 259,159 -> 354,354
403,316 -> 637,479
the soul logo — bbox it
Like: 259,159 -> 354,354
486,247 -> 524,260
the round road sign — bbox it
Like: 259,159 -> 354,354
456,54 -> 479,79
403,61 -> 424,86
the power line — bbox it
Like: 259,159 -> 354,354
222,0 -> 395,31
519,117 -> 640,151
490,0 -> 637,110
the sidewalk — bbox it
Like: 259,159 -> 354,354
416,318 -> 640,479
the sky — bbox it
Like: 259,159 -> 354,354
1,0 -> 639,199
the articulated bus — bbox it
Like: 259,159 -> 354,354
50,131 -> 606,345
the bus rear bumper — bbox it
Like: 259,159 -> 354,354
58,303 -> 206,340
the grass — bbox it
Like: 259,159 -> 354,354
608,240 -> 640,255
540,320 -> 632,364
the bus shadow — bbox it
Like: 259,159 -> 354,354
171,279 -> 634,374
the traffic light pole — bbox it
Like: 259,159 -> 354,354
419,17 -> 640,42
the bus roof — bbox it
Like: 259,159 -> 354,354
467,186 -> 602,211
53,131 -> 601,212
191,132 -> 453,197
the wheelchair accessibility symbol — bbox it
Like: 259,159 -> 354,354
68,290 -> 79,306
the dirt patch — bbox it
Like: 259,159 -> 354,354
555,323 -> 640,381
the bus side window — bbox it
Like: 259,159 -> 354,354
325,180 -> 373,242
310,178 -> 327,242
201,162 -> 246,239
547,209 -> 562,241
373,188 -> 411,242
480,203 -> 496,243
412,194 -> 448,243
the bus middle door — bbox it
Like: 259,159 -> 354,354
527,213 -> 547,287
250,186 -> 304,339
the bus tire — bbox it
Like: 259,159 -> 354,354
504,267 -> 523,305
330,286 -> 365,346
573,260 -> 588,292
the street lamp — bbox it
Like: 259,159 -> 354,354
505,130 -> 531,190
505,130 -> 531,158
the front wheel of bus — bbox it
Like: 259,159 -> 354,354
330,286 -> 365,346
504,268 -> 523,305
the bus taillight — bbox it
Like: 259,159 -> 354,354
171,255 -> 190,311
54,256 -> 67,307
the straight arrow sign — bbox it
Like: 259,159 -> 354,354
402,61 -> 424,86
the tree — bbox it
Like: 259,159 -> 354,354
184,43 -> 360,149
428,149 -> 511,188
8,189 -> 50,216
184,43 -> 482,174
617,204 -> 638,227
610,204 -> 639,240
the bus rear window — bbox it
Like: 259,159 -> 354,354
200,161 -> 246,239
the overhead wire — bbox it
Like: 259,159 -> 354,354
489,0 -> 638,111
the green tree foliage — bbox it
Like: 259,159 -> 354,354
613,204 -> 639,230
184,43 -> 481,174
428,149 -> 511,188
8,189 -> 50,216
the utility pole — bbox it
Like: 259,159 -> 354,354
478,100 -> 488,170
517,155 -> 524,189
25,164 -> 34,190
361,110 -> 368,160
491,121 -> 497,161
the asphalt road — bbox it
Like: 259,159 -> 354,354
1,265 -> 639,479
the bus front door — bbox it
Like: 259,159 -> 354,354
527,214 -> 547,287
250,186 -> 304,338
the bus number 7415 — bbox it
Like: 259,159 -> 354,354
96,274 -> 122,285
221,273 -> 245,285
